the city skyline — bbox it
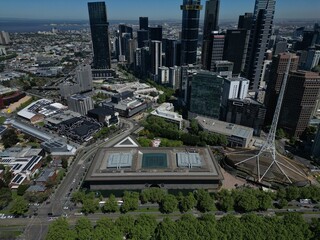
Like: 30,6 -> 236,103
0,0 -> 320,21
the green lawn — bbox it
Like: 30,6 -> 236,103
0,116 -> 6,125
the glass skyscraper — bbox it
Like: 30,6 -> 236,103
201,0 -> 220,69
180,0 -> 203,65
189,71 -> 224,119
88,2 -> 111,69
243,0 -> 276,92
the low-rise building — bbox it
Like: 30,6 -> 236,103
151,103 -> 183,129
87,107 -> 119,127
196,116 -> 253,148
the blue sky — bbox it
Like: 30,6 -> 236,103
0,0 -> 319,21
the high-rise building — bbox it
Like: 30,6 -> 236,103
264,53 -> 299,126
225,98 -> 266,136
169,66 -> 181,89
201,0 -> 220,68
126,39 -> 137,65
139,17 -> 149,30
203,0 -> 220,38
137,30 -> 149,48
279,71 -> 320,138
243,0 -> 276,92
295,30 -> 320,51
149,26 -> 163,41
164,39 -> 182,68
67,94 -> 94,116
88,2 -> 111,69
0,31 -> 10,45
158,66 -> 169,84
141,47 -> 150,77
209,33 -> 225,70
222,77 -> 249,106
211,60 -> 234,78
238,13 -> 253,30
180,0 -> 203,65
150,41 -> 162,76
304,50 -> 320,71
189,71 -> 224,119
60,65 -> 93,99
273,40 -> 287,55
223,29 -> 250,74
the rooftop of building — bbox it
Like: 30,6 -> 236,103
69,94 -> 91,101
196,116 -> 253,139
85,147 -> 223,182
45,110 -> 81,125
226,77 -> 250,82
88,107 -> 116,116
151,103 -> 183,121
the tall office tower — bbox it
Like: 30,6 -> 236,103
149,26 -> 163,41
243,0 -> 276,92
135,48 -> 142,72
169,66 -> 181,89
137,30 -> 149,48
209,33 -> 225,71
264,53 -> 299,126
139,17 -> 149,30
295,30 -> 320,51
141,47 -> 150,77
67,94 -> 94,116
158,66 -> 170,84
279,71 -> 320,138
223,29 -> 250,74
77,65 -> 93,93
180,0 -> 203,65
0,31 -> 10,45
273,40 -> 287,55
201,0 -> 220,69
304,50 -> 320,70
118,24 -> 133,59
88,2 -> 111,69
189,71 -> 224,119
238,13 -> 253,30
165,39 -> 180,67
150,41 -> 162,76
222,77 -> 249,106
127,39 -> 137,65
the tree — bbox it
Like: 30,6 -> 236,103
140,188 -> 166,204
115,215 -> 135,239
258,192 -> 273,211
71,191 -> 86,204
310,218 -> 320,240
217,214 -> 244,240
217,189 -> 234,212
160,194 -> 178,213
102,194 -> 118,213
121,191 -> 139,213
276,128 -> 286,139
196,189 -> 215,212
234,191 -> 259,212
2,129 -> 19,148
93,217 -> 123,240
75,217 -> 93,240
0,188 -> 12,209
81,198 -> 99,215
277,198 -> 288,209
131,214 -> 157,240
153,217 -> 177,240
286,186 -> 300,201
190,119 -> 199,135
282,213 -> 312,240
17,184 -> 29,196
10,197 -> 28,216
61,158 -> 68,169
179,192 -> 197,212
46,218 -> 76,240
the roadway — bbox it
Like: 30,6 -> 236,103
21,118 -> 137,240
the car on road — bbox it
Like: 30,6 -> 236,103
63,206 -> 69,210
